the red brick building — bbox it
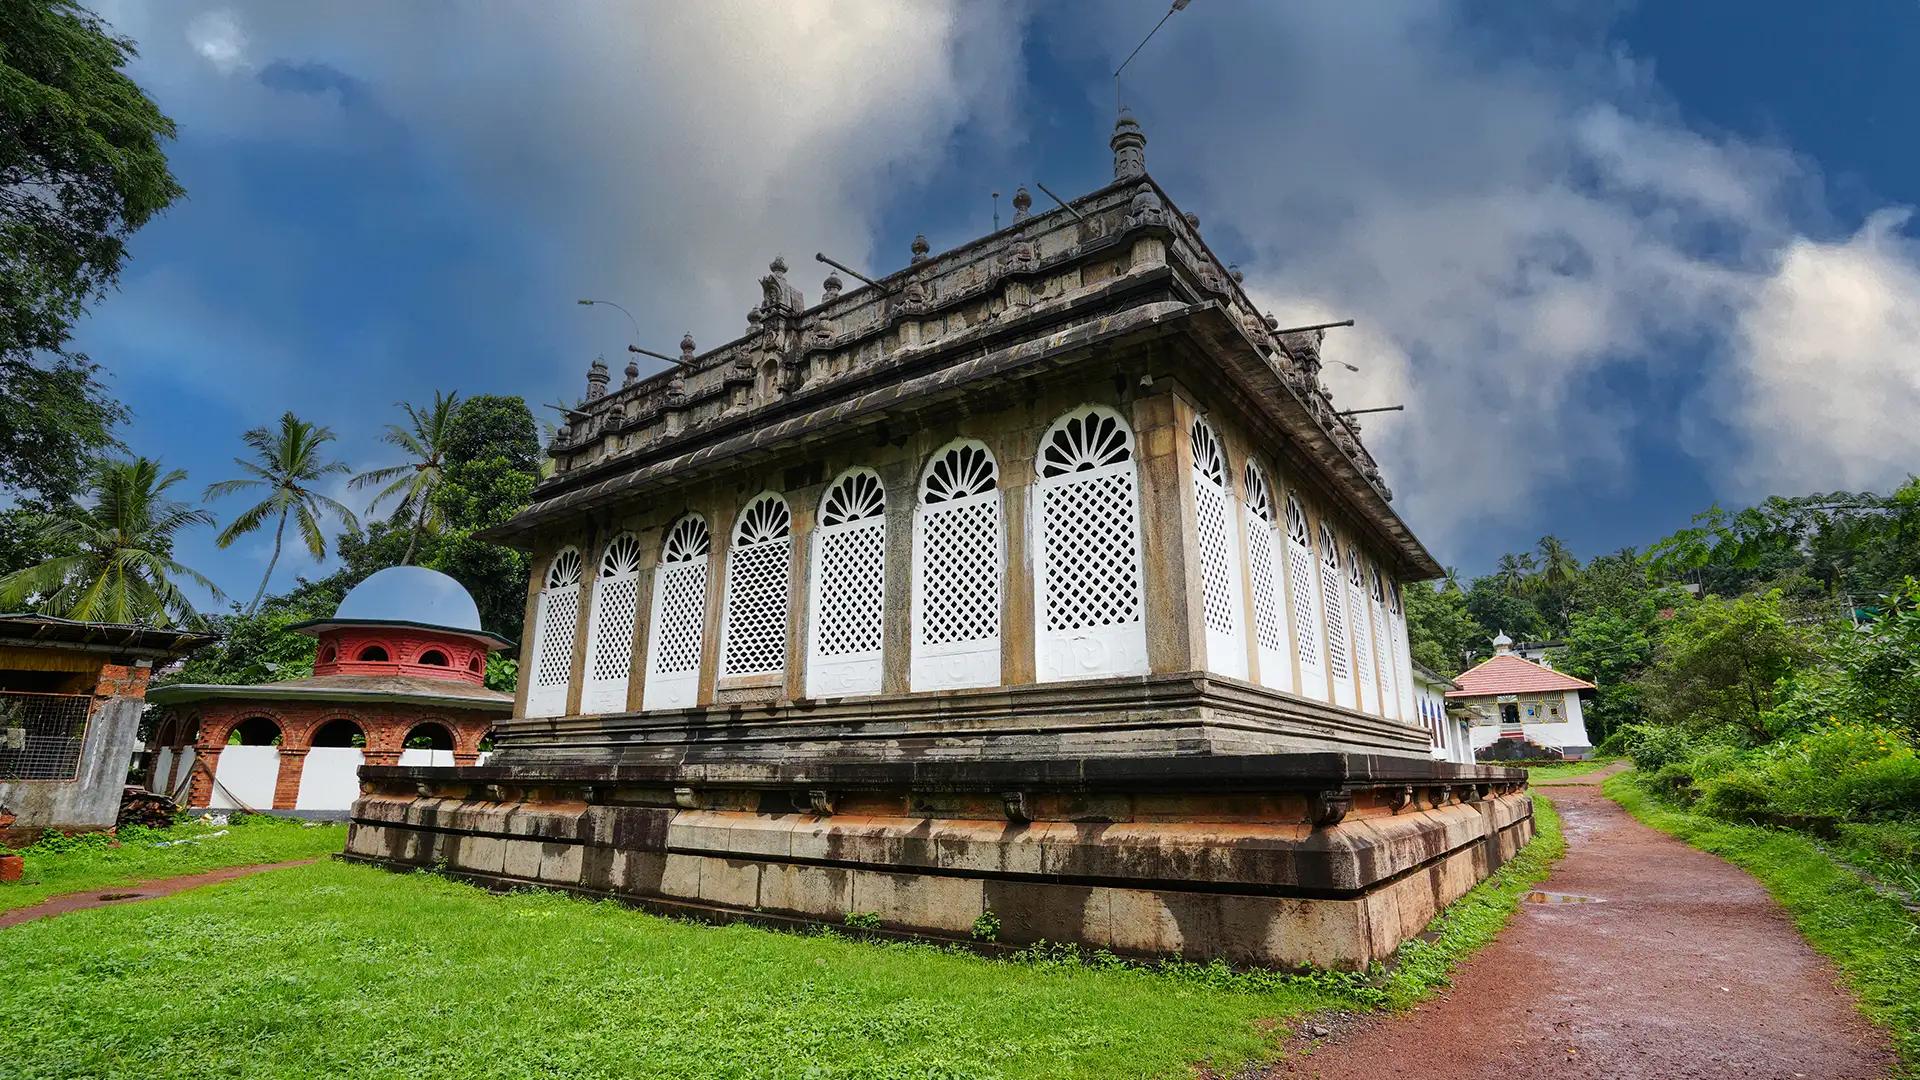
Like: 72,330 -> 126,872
146,567 -> 512,813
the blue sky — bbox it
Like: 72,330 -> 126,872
69,1 -> 1920,609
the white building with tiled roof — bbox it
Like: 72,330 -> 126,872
1447,633 -> 1596,758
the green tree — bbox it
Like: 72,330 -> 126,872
205,412 -> 360,615
1404,579 -> 1482,676
1637,590 -> 1815,743
0,457 -> 221,626
2,2 -> 182,502
1464,577 -> 1546,645
351,390 -> 459,565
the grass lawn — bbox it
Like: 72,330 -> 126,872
1515,757 -> 1617,781
1605,773 -> 1920,1077
0,814 -> 347,914
0,798 -> 1561,1079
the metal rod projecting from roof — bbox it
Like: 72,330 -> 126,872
1033,181 -> 1086,221
628,343 -> 695,371
543,402 -> 592,421
1271,318 -> 1355,336
1337,405 -> 1406,417
814,252 -> 892,294
1114,0 -> 1193,113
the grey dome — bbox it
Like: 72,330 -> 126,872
335,566 -> 482,632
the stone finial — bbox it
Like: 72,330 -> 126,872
680,331 -> 696,364
910,234 -> 930,263
747,307 -> 763,329
821,272 -> 843,302
585,356 -> 609,400
1183,210 -> 1200,231
1265,312 -> 1280,331
770,255 -> 788,275
623,358 -> 640,386
1111,107 -> 1146,180
1011,186 -> 1033,223
1230,263 -> 1245,284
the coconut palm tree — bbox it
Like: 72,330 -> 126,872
0,457 -> 223,627
1493,551 -> 1537,596
351,391 -> 460,565
1535,534 -> 1580,591
206,412 -> 359,614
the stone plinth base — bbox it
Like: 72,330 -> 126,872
344,754 -> 1531,970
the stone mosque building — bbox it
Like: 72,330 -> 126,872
344,113 -> 1531,969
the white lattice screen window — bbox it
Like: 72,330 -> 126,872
1318,520 -> 1356,709
643,515 -> 711,710
1034,405 -> 1148,682
721,494 -> 792,678
807,470 -> 887,697
1368,563 -> 1400,721
581,533 -> 643,714
1283,492 -> 1326,701
1241,463 -> 1293,693
526,547 -> 583,718
1189,418 -> 1246,680
912,440 -> 1003,691
1388,577 -> 1418,721
1346,543 -> 1380,716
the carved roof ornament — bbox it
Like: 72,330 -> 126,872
623,358 -> 640,387
910,234 -> 931,263
1183,210 -> 1200,232
1011,186 -> 1033,223
1126,184 -> 1166,229
1230,263 -> 1245,284
759,255 -> 802,315
1111,107 -> 1146,180
585,356 -> 609,401
679,331 -> 696,365
820,271 -> 843,302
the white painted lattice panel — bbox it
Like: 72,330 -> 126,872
1242,465 -> 1292,692
1389,579 -> 1418,722
644,560 -> 708,710
1034,407 -> 1148,682
1318,523 -> 1356,710
1285,544 -> 1326,702
912,486 -> 1002,691
722,539 -> 790,677
1348,565 -> 1380,717
526,548 -> 583,718
1191,422 -> 1247,680
806,510 -> 886,697
1369,564 -> 1400,722
582,534 -> 643,714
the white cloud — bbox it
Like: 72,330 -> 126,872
184,9 -> 246,74
1707,210 -> 1920,495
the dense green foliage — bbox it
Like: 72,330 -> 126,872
0,457 -> 221,625
0,814 -> 345,914
0,798 -> 1562,1078
1,1 -> 182,503
1607,773 -> 1919,1075
350,390 -> 461,565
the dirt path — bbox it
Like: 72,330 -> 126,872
0,860 -> 314,930
1271,769 -> 1897,1079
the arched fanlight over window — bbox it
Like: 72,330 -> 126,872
912,440 -> 1003,691
722,493 -> 792,679
808,469 -> 887,697
527,545 -> 583,718
1034,405 -> 1146,682
1188,417 -> 1244,679
581,532 -> 645,713
644,515 -> 712,710
1241,462 -> 1292,694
